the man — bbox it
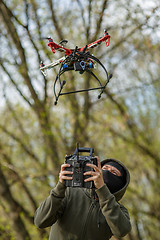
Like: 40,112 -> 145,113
34,157 -> 131,240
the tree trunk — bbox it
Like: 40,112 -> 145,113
0,165 -> 31,240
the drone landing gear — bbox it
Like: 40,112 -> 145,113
54,63 -> 112,105
51,44 -> 113,105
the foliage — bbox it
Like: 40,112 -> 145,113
0,0 -> 160,239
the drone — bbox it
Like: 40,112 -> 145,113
40,30 -> 112,105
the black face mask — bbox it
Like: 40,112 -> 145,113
102,170 -> 125,194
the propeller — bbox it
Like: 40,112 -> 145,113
59,39 -> 68,46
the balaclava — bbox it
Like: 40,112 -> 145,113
102,161 -> 126,194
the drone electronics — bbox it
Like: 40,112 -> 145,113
40,30 -> 112,105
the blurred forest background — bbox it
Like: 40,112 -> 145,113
0,0 -> 160,239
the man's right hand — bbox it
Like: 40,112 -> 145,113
59,163 -> 73,184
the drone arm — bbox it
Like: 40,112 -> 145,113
88,34 -> 110,49
40,57 -> 66,71
48,39 -> 72,56
80,32 -> 110,52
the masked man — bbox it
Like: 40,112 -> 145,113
34,157 -> 131,240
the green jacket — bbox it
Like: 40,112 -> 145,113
34,159 -> 131,240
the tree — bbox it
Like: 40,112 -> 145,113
0,0 -> 160,239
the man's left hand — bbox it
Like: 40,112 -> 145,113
84,156 -> 105,189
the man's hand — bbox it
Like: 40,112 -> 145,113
83,156 -> 105,189
59,163 -> 73,185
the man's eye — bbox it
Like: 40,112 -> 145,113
103,167 -> 108,170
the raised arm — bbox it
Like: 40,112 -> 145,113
96,185 -> 131,238
84,157 -> 131,238
34,164 -> 73,228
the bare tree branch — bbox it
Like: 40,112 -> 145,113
113,79 -> 160,96
109,127 -> 160,166
92,0 -> 108,41
99,6 -> 160,59
0,124 -> 40,163
30,0 -> 53,62
3,88 -> 31,138
76,0 -> 86,30
86,0 -> 92,41
0,0 -> 49,104
0,164 -> 32,240
0,1 -> 40,105
0,153 -> 38,211
0,63 -> 33,107
47,0 -> 64,41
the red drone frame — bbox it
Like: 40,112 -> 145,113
47,30 -> 110,55
40,30 -> 112,105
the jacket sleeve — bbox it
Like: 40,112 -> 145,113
96,185 -> 131,238
34,181 -> 67,228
